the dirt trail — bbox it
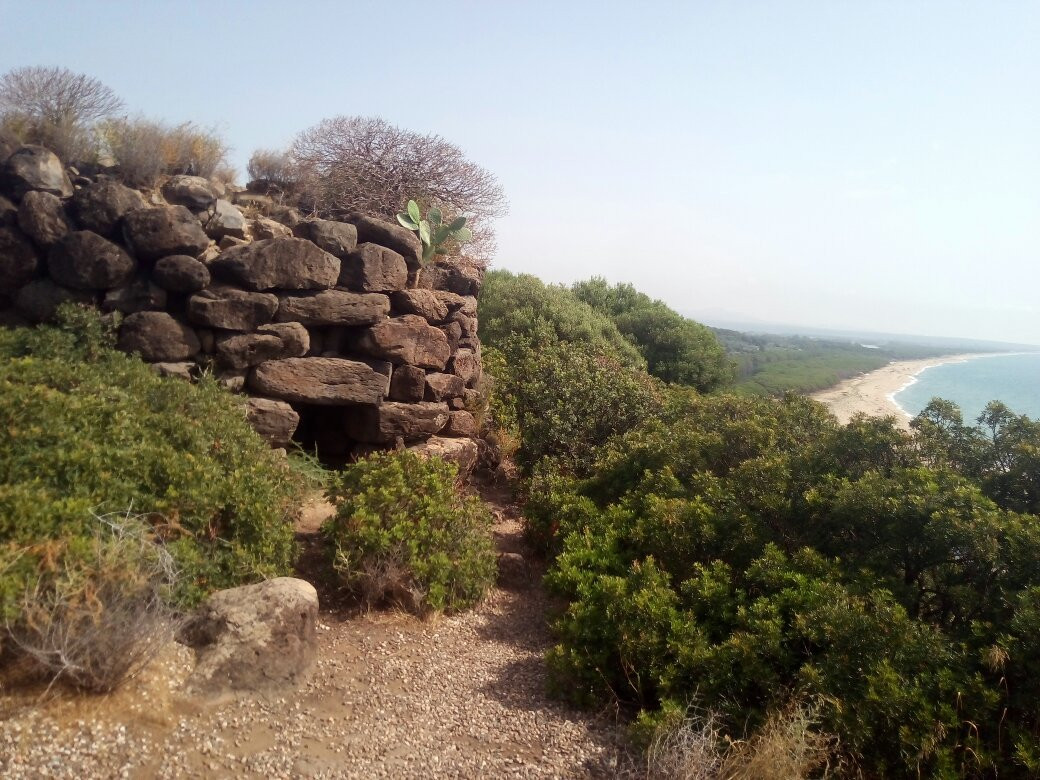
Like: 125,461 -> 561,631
1,480 -> 626,779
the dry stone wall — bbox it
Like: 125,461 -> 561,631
0,144 -> 483,469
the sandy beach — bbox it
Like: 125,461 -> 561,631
810,354 -> 986,429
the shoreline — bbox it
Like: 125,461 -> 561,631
810,353 -> 991,429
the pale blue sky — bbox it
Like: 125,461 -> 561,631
2,1 -> 1037,343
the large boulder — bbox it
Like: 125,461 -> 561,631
250,215 -> 292,240
344,213 -> 422,268
0,195 -> 17,226
102,275 -> 167,314
199,199 -> 246,240
338,242 -> 408,293
153,254 -> 211,292
356,314 -> 451,370
443,409 -> 477,437
388,364 -> 426,402
245,398 -> 300,448
187,287 -> 279,330
249,357 -> 389,405
345,401 -> 450,444
408,435 -> 479,476
215,324 -> 308,371
69,178 -> 148,237
118,311 -> 200,362
161,175 -> 220,210
258,321 -> 309,356
292,218 -> 357,258
449,347 -> 481,387
122,205 -> 210,262
416,261 -> 482,296
276,290 -> 388,326
15,279 -> 94,323
0,146 -> 73,200
425,372 -> 465,401
182,577 -> 318,697
211,238 -> 339,291
48,231 -> 136,290
0,225 -> 40,290
17,191 -> 71,248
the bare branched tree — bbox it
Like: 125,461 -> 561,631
0,66 -> 123,162
289,116 -> 506,262
0,66 -> 123,128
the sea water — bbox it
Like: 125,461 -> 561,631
894,353 -> 1040,423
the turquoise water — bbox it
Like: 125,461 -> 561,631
894,353 -> 1040,423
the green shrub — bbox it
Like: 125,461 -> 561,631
571,277 -> 734,391
479,271 -> 646,370
0,307 -> 305,612
532,390 -> 1040,777
489,336 -> 662,477
324,451 -> 495,615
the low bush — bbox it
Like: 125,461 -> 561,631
532,391 -> 1040,776
324,451 -> 495,615
0,306 -> 305,613
4,508 -> 181,693
96,117 -> 230,186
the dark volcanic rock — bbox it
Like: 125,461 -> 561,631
211,238 -> 340,291
161,175 -> 220,210
356,314 -> 451,370
249,357 -> 389,405
118,311 -> 200,362
15,279 -> 94,323
276,290 -> 388,326
293,218 -> 357,258
425,372 -> 465,401
345,401 -> 450,444
338,242 -> 408,292
48,231 -> 136,290
246,398 -> 301,448
153,254 -> 211,292
17,191 -> 71,247
388,364 -> 426,402
187,287 -> 279,331
0,146 -> 73,200
122,205 -> 210,262
199,199 -> 246,240
70,178 -> 148,237
0,225 -> 40,290
344,212 -> 422,268
102,276 -> 167,314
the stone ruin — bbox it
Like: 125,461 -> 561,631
0,144 -> 483,470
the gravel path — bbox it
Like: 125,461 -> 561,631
0,488 -> 627,779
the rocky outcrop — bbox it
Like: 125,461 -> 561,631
0,143 -> 484,461
182,577 -> 318,697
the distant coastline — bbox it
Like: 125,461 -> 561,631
810,354 -> 991,429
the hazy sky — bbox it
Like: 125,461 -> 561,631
2,1 -> 1038,343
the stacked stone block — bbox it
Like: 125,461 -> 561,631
0,144 -> 483,469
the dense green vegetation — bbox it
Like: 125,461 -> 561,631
479,277 -> 1040,777
572,278 -> 733,392
324,451 -> 495,615
0,308 -> 307,623
716,329 -> 951,396
480,271 -> 647,370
